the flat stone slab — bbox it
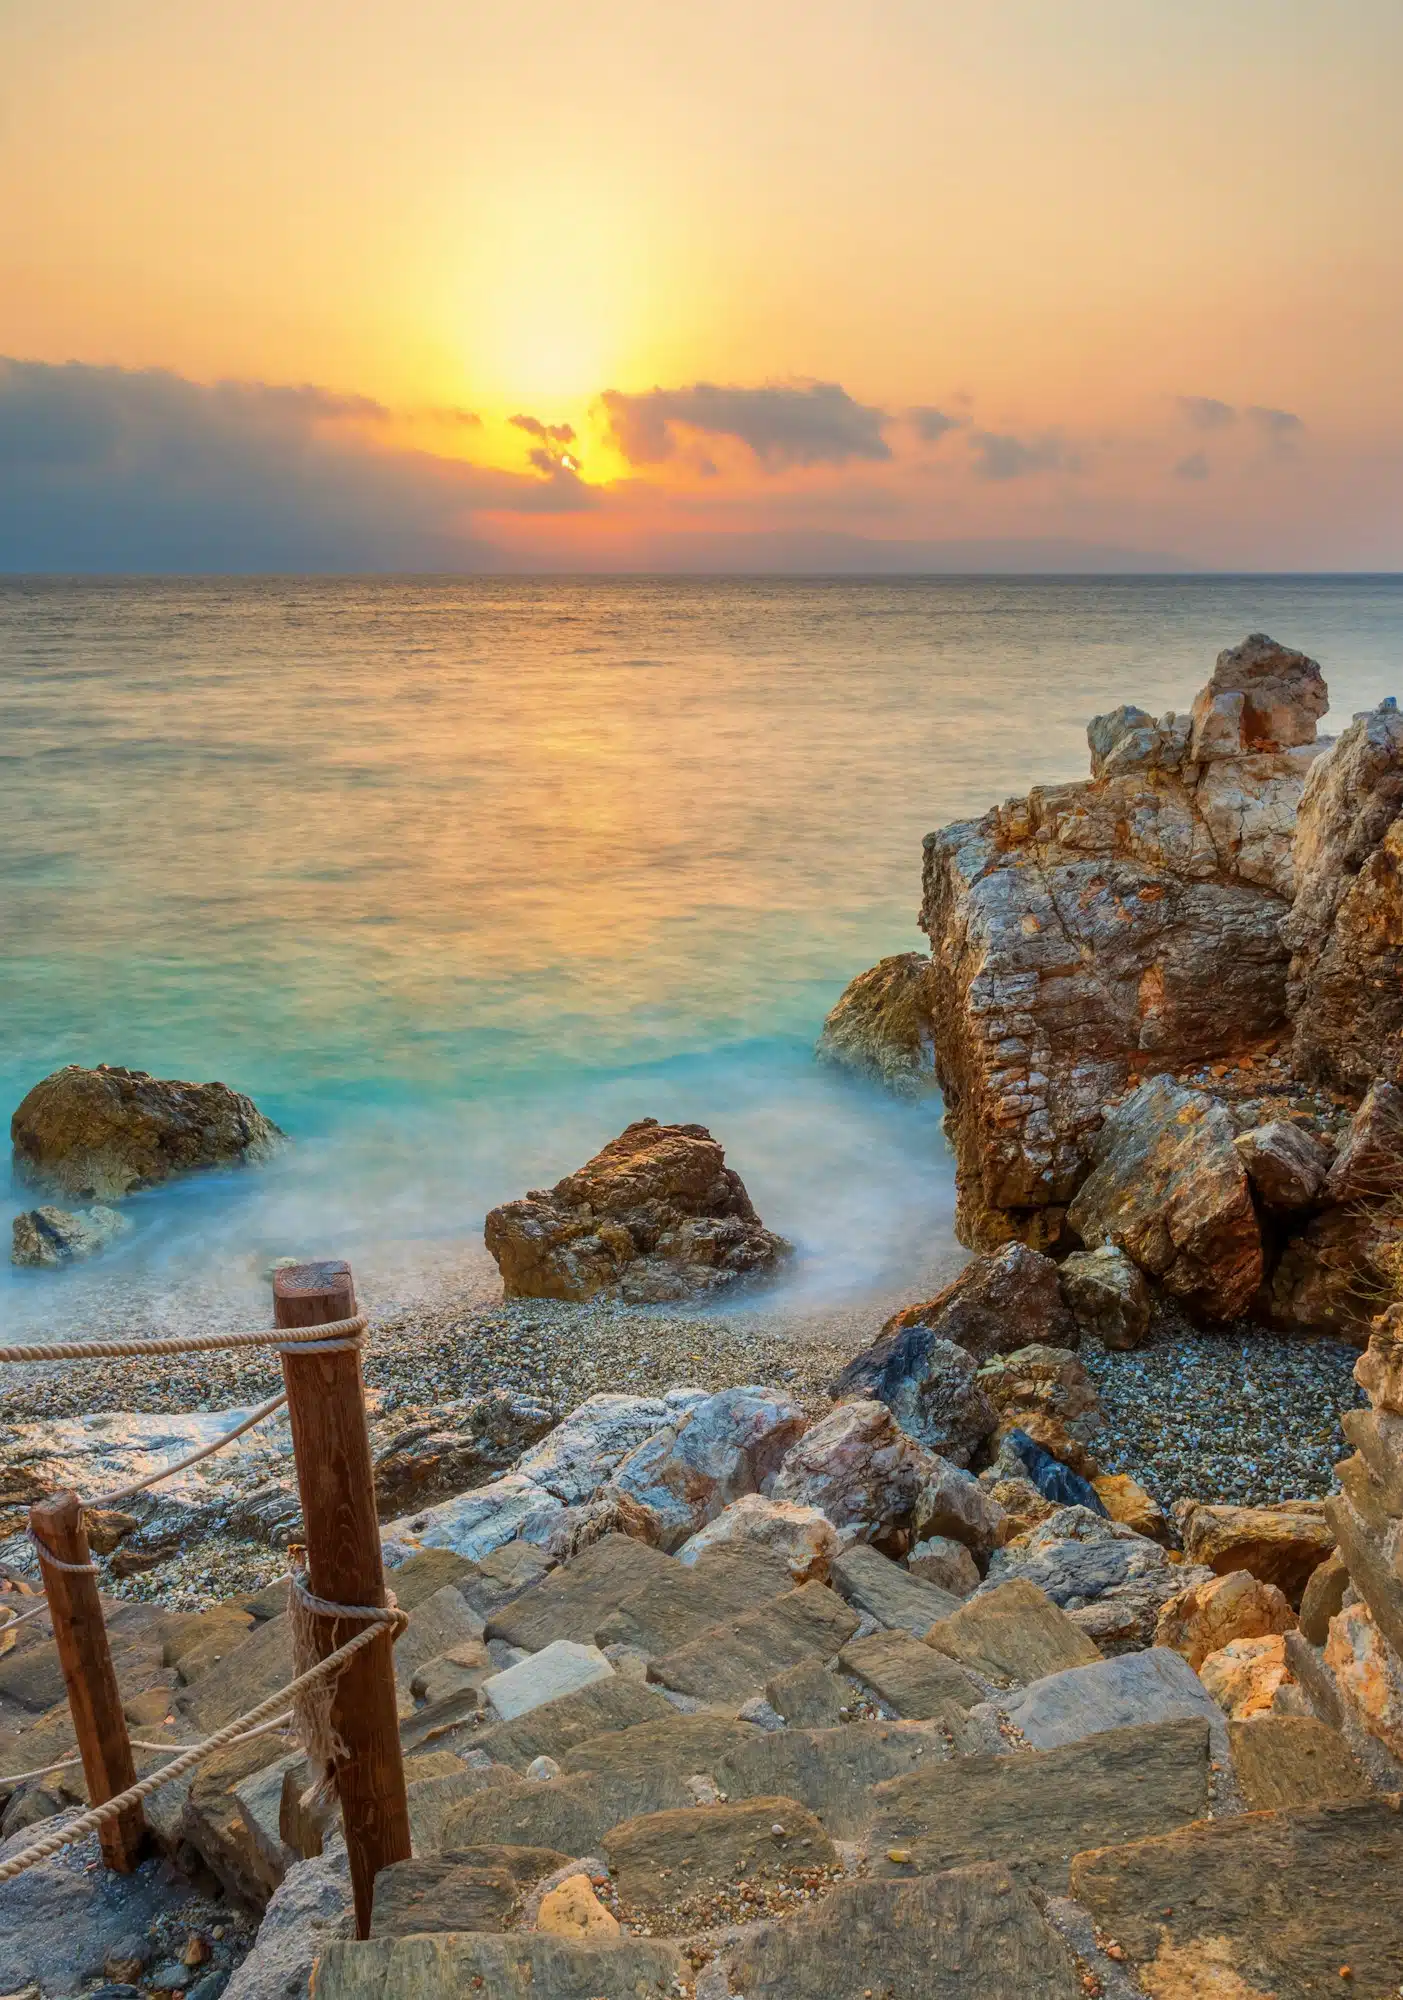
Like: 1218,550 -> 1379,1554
470,1677 -> 672,1769
868,1717 -> 1211,1892
987,1645 -> 1226,1751
389,1547 -> 480,1609
594,1558 -> 786,1657
1070,1796 -> 1403,2000
370,1858 -> 518,1936
648,1581 -> 860,1703
605,1796 -> 836,1914
765,1662 -> 854,1727
457,1539 -> 555,1617
483,1639 -> 613,1721
438,1767 -> 694,1857
407,1766 -> 520,1853
180,1609 -> 293,1729
838,1629 -> 985,1720
394,1584 -> 485,1695
560,1714 -> 764,1779
714,1721 -> 951,1838
689,1538 -> 798,1601
926,1579 -> 1101,1686
317,1930 -> 685,2000
1227,1715 -> 1372,1811
831,1544 -> 961,1636
483,1534 -> 675,1650
724,1862 -> 1082,2000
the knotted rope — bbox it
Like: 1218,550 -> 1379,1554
0,1312 -> 367,1365
287,1571 -> 406,1814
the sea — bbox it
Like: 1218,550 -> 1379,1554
3,574 -> 1402,1341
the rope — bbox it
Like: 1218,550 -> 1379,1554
80,1389 -> 290,1509
0,1599 -> 50,1635
0,1313 -> 367,1365
0,1592 -> 401,1884
0,1714 -> 295,1792
287,1573 -> 404,1813
29,1530 -> 97,1577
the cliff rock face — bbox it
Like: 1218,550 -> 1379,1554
483,1118 -> 791,1302
11,1064 -> 283,1201
919,636 -> 1326,1249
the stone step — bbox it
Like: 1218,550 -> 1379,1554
1069,1795 -> 1403,1999
830,1544 -> 962,1636
468,1677 -> 673,1770
713,1721 -> 952,1838
393,1585 -> 484,1699
370,1859 -> 519,1937
926,1578 -> 1102,1685
603,1795 -> 837,1920
456,1539 -> 555,1618
722,1861 -> 1083,2000
979,1645 -> 1228,1754
837,1628 -> 985,1721
867,1716 -> 1211,1892
593,1546 -> 792,1657
178,1606 -> 293,1730
483,1534 -> 675,1651
648,1581 -> 860,1704
407,1765 -> 521,1853
559,1714 -> 764,1780
764,1662 -> 855,1727
1227,1715 -> 1373,1811
437,1767 -> 695,1857
316,1930 -> 684,2000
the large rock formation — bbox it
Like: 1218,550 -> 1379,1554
814,952 -> 939,1096
483,1119 -> 791,1302
11,1065 -> 283,1201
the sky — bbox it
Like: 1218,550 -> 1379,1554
3,0 -> 1402,572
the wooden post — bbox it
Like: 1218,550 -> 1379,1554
274,1260 -> 409,1939
29,1490 -> 146,1872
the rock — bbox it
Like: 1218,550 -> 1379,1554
1324,1078 -> 1403,1200
316,1931 -> 685,2000
1177,1500 -> 1335,1605
1056,1245 -> 1151,1349
983,1476 -> 1058,1539
484,1533 -> 674,1651
814,952 -> 939,1096
604,1796 -> 837,1914
1298,1550 -> 1350,1646
1228,1715 -> 1371,1811
927,1578 -> 1102,1684
11,1065 -> 282,1201
647,1581 -> 860,1706
470,1680 -> 673,1773
1268,1200 -> 1403,1341
410,1643 -> 493,1709
912,1459 -> 1006,1562
829,1333 -> 996,1467
992,1411 -> 1101,1481
371,1392 -> 557,1514
609,1385 -> 807,1550
675,1493 -> 840,1584
1197,1634 -> 1293,1719
394,1473 -> 564,1561
1324,1599 -> 1403,1760
542,1488 -> 669,1560
1194,633 -> 1329,755
1065,1077 -> 1263,1320
10,1203 -> 130,1267
838,1628 -> 984,1721
483,1118 -> 790,1302
973,1343 -> 1101,1430
371,1857 -> 544,1940
829,1543 -> 961,1636
1284,697 -> 1403,1090
593,1545 -> 792,1659
711,1721 -> 951,1838
1355,1310 -> 1403,1412
985,1506 -> 1205,1654
1232,1119 -> 1333,1210
535,1872 -> 619,1939
510,1391 -> 707,1506
907,1535 -> 981,1597
985,1646 -> 1227,1754
559,1715 -> 766,1784
769,1400 -> 938,1550
484,1638 -> 614,1723
875,1244 -> 1079,1366
221,1845 -> 352,2000
989,1427 -> 1105,1512
1093,1473 -> 1169,1544
456,1539 -> 555,1617
1153,1569 -> 1296,1670
763,1662 -> 853,1727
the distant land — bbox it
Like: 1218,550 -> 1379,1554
506,530 -> 1202,576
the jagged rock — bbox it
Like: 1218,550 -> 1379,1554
393,1473 -> 564,1560
1191,633 -> 1329,758
484,1641 -> 614,1722
829,1332 -> 996,1466
1153,1569 -> 1296,1670
1324,1600 -> 1403,1760
1284,697 -> 1403,1090
907,1535 -> 981,1596
542,1488 -> 669,1560
1355,1309 -> 1403,1412
1065,1077 -> 1263,1320
985,1506 -> 1208,1654
372,1392 -> 557,1514
1298,1551 -> 1350,1645
1268,1201 -> 1403,1341
974,1344 -> 1101,1432
1324,1078 -> 1403,1200
221,1845 -> 352,2000
1198,1633 -> 1292,1718
1232,1118 -> 1333,1209
913,1459 -> 1006,1563
1088,704 -> 1190,779
11,1064 -> 282,1201
1092,1474 -> 1168,1544
1177,1499 -> 1335,1604
608,1385 -> 807,1550
483,1119 -> 790,1302
814,951 -> 939,1096
988,1427 -> 1105,1511
675,1493 -> 840,1584
10,1203 -> 130,1268
769,1400 -> 937,1551
1056,1245 -> 1151,1349
983,1475 -> 1058,1539
874,1245 -> 1078,1372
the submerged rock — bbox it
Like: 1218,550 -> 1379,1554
814,952 -> 939,1097
11,1064 -> 283,1201
483,1119 -> 791,1302
10,1202 -> 130,1267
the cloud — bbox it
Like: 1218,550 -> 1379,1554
1176,395 -> 1237,432
509,413 -> 576,445
1247,405 -> 1304,446
510,411 -> 581,475
908,406 -> 961,445
600,379 -> 891,469
1174,451 -> 1211,480
0,358 -> 589,572
966,431 -> 1073,480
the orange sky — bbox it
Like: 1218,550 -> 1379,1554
4,0 -> 1403,569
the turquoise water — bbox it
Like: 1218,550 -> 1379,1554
3,575 -> 1402,1335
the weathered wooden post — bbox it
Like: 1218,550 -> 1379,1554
274,1260 -> 410,1939
28,1490 -> 146,1871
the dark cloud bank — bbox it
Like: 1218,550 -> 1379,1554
600,379 -> 892,468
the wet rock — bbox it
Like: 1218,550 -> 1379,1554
1324,1078 -> 1403,1200
483,1118 -> 790,1302
1056,1245 -> 1151,1349
875,1244 -> 1078,1368
907,1535 -> 981,1597
1198,1633 -> 1292,1719
11,1064 -> 282,1201
829,1332 -> 996,1466
675,1493 -> 840,1584
770,1400 -> 941,1550
609,1385 -> 807,1550
985,1506 -> 1207,1655
372,1392 -> 557,1515
1065,1076 -> 1263,1320
1153,1568 -> 1297,1670
1268,1200 -> 1403,1341
1176,1499 -> 1335,1604
814,951 -> 939,1096
11,1203 -> 130,1268
1232,1117 -> 1333,1210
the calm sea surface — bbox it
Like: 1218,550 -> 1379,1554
3,575 -> 1402,1337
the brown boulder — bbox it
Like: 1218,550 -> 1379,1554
1057,1244 -> 1151,1349
814,952 -> 938,1096
1093,1473 -> 1169,1544
1232,1119 -> 1333,1210
11,1064 -> 282,1201
1267,1202 -> 1403,1343
1065,1077 -> 1263,1320
875,1243 -> 1078,1366
1153,1568 -> 1296,1670
483,1119 -> 790,1302
1197,1633 -> 1292,1719
1323,1078 -> 1403,1200
1177,1500 -> 1335,1605
1191,632 -> 1328,755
